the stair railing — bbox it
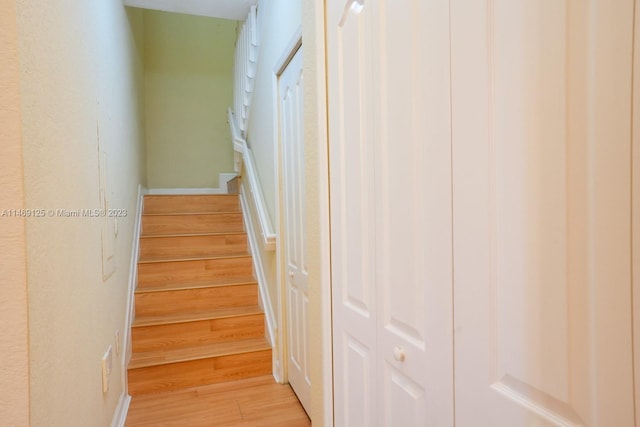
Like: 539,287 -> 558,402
232,5 -> 259,140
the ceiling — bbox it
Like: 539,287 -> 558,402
123,0 -> 258,20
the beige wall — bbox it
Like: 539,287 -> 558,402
15,0 -> 146,425
0,0 -> 30,425
144,11 -> 236,189
246,0 -> 302,221
239,1 -> 303,388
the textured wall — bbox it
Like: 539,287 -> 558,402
0,0 -> 30,425
144,11 -> 236,189
15,0 -> 146,425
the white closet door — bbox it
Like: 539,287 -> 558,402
372,0 -> 453,426
279,47 -> 311,413
328,0 -> 454,425
450,1 -> 636,425
328,1 -> 378,424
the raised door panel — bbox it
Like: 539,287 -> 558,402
451,0 -> 635,425
328,1 -> 378,425
373,0 -> 453,425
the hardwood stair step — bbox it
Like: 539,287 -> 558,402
127,346 -> 272,396
137,256 -> 253,287
130,338 -> 271,369
141,212 -> 244,236
133,305 -> 264,327
135,276 -> 257,293
139,232 -> 248,261
138,253 -> 250,264
143,194 -> 240,215
127,338 -> 272,396
134,283 -> 259,317
132,307 -> 266,353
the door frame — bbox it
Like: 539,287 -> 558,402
273,27 -> 303,386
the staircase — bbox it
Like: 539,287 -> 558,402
127,194 -> 272,396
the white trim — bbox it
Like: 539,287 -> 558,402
273,28 -> 303,390
273,27 -> 302,75
119,184 -> 146,422
239,188 -> 282,381
110,393 -> 131,427
233,5 -> 260,135
229,108 -> 277,251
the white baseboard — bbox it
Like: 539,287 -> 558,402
120,184 -> 146,413
110,393 -> 131,427
148,173 -> 238,195
239,187 -> 280,379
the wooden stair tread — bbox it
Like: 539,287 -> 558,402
129,337 -> 271,370
140,231 -> 247,239
140,212 -> 244,236
135,276 -> 258,293
142,211 -> 241,216
133,305 -> 264,327
143,195 -> 241,215
138,253 -> 251,264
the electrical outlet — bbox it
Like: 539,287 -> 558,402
115,330 -> 120,356
101,345 -> 112,393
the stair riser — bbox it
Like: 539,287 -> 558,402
140,234 -> 248,260
132,314 -> 266,352
135,285 -> 259,317
143,195 -> 240,214
127,350 -> 272,396
142,213 -> 244,235
137,257 -> 253,287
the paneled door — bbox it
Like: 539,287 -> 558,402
279,46 -> 311,413
328,0 -> 636,425
450,0 -> 636,425
327,0 -> 454,425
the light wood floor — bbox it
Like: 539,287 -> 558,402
125,375 -> 311,427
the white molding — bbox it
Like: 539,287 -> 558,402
119,184 -> 146,424
272,27 -> 304,389
239,188 -> 282,381
233,5 -> 260,134
273,27 -> 302,75
110,393 -> 131,427
229,108 -> 276,251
